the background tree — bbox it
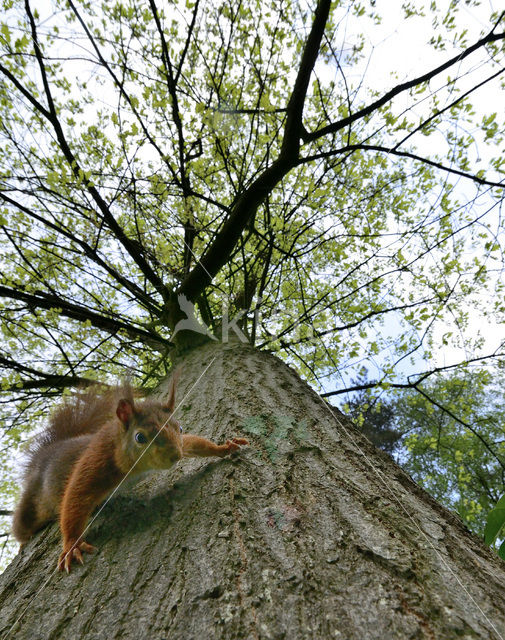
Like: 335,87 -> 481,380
339,368 -> 403,454
395,368 -> 505,536
1,0 -> 505,632
339,367 -> 505,537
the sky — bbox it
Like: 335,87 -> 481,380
321,0 -> 505,393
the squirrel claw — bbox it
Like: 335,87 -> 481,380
74,547 -> 84,565
58,540 -> 96,572
79,541 -> 96,554
221,437 -> 249,456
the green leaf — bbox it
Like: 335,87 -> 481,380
484,505 -> 505,546
0,22 -> 11,44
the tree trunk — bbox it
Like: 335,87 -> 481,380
1,341 -> 504,639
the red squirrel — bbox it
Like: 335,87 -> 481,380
12,374 -> 248,572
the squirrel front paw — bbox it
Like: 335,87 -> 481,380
219,437 -> 249,456
58,540 -> 96,573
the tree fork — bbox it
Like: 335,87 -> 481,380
178,0 -> 332,302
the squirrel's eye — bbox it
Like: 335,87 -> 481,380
179,425 -> 183,433
135,432 -> 147,444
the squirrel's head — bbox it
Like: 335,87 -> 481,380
115,372 -> 183,472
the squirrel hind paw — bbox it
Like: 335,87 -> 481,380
58,541 -> 96,573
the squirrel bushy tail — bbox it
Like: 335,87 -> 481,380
37,387 -> 114,445
27,383 -> 138,460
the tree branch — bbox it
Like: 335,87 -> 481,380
0,356 -> 98,392
148,0 -> 189,193
281,0 -> 332,156
178,0 -> 332,301
300,144 -> 505,189
303,19 -> 505,143
414,385 -> 505,472
260,295 -> 440,349
0,192 -> 161,314
0,61 -> 50,119
175,0 -> 200,84
322,352 -> 505,397
0,285 -> 170,349
23,0 -> 171,301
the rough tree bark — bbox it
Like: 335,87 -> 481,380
1,341 -> 504,639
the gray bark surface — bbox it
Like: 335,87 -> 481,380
1,341 -> 504,639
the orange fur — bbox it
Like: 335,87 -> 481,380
12,375 -> 248,573
182,435 -> 249,458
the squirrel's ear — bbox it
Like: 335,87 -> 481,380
116,399 -> 134,427
164,369 -> 180,413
